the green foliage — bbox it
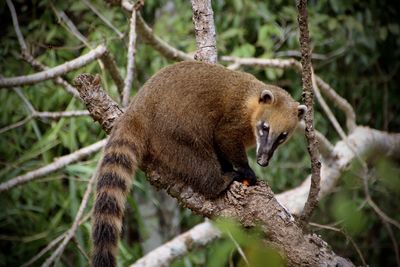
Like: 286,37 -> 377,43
0,0 -> 399,266
172,219 -> 285,267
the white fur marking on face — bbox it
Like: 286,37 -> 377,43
256,135 -> 261,155
259,129 -> 264,136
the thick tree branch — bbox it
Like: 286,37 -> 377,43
0,45 -> 107,88
74,74 -> 123,134
296,0 -> 321,224
74,74 -> 353,267
190,0 -> 217,63
0,140 -> 105,192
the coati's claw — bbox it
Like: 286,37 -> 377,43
236,166 -> 257,186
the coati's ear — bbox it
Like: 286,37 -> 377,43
297,104 -> 307,120
259,89 -> 274,104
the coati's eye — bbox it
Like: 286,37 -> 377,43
278,132 -> 288,143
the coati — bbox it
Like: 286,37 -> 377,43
92,61 -> 307,267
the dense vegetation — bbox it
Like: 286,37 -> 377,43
0,0 -> 399,266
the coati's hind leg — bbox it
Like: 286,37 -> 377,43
186,149 -> 237,199
157,140 -> 236,199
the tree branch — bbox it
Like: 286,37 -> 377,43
21,213 -> 92,267
296,0 -> 321,225
123,7 -> 138,107
74,74 -> 123,134
190,0 -> 217,63
130,221 -> 220,267
0,140 -> 105,192
0,45 -> 107,88
315,76 -> 357,132
6,0 -> 27,51
135,14 -> 193,61
22,53 -> 81,98
52,7 -> 125,98
6,0 -> 81,98
297,122 -> 334,159
34,110 -> 90,119
83,0 -> 124,39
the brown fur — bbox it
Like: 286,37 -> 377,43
92,61 -> 302,267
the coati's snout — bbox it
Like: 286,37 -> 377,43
255,121 -> 285,167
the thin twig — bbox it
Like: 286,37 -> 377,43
14,88 -> 35,113
227,231 -> 249,266
0,45 -> 107,88
6,0 -> 27,51
135,14 -> 193,61
362,170 -> 400,266
314,76 -> 356,132
310,222 -> 367,266
83,0 -> 124,39
382,221 -> 400,267
35,110 -> 90,119
296,0 -> 321,225
0,116 -> 33,134
100,51 -> 126,98
21,212 -> 92,267
20,234 -> 66,267
364,180 -> 400,230
297,121 -> 334,159
0,88 -> 89,134
22,53 -> 81,98
311,71 -> 348,140
52,6 -> 91,47
42,169 -> 97,267
72,236 -> 91,263
0,139 -> 106,192
123,8 -> 138,107
52,6 -> 125,97
6,0 -> 81,98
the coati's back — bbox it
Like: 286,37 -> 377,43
91,61 -> 301,267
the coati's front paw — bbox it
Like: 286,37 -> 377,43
236,166 -> 257,186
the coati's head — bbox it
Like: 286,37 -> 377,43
250,87 -> 307,167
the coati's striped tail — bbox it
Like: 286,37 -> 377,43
92,138 -> 138,267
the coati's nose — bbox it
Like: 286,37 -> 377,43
257,156 -> 269,167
